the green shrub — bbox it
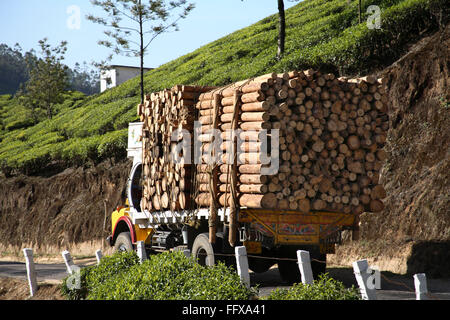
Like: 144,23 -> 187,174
61,251 -> 139,300
62,252 -> 361,301
85,250 -> 140,288
87,251 -> 257,300
4,118 -> 35,131
61,251 -> 256,300
263,273 -> 361,300
96,129 -> 128,159
167,259 -> 256,300
61,265 -> 92,300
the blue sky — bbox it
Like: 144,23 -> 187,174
0,0 -> 298,70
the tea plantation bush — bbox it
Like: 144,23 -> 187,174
62,251 -> 362,300
61,251 -> 139,300
61,251 -> 257,300
2,0 -> 447,175
263,273 -> 361,300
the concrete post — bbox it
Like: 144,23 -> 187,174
353,259 -> 377,300
235,246 -> 251,289
296,250 -> 314,285
136,241 -> 147,263
95,249 -> 103,265
23,248 -> 38,297
414,273 -> 429,300
62,250 -> 75,274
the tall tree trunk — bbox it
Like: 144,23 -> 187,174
277,0 -> 286,60
358,0 -> 362,24
47,103 -> 52,119
46,87 -> 52,119
139,0 -> 144,105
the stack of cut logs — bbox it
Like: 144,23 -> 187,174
137,84 -> 216,213
193,69 -> 388,214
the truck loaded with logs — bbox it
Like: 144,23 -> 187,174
107,69 -> 388,283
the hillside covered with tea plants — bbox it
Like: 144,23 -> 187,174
0,0 -> 446,175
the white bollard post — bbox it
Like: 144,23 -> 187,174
414,273 -> 429,300
235,246 -> 251,289
95,249 -> 103,265
353,259 -> 377,300
296,250 -> 314,285
23,248 -> 38,297
62,250 -> 75,274
136,241 -> 147,263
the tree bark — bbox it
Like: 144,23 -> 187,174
139,0 -> 145,105
277,0 -> 286,60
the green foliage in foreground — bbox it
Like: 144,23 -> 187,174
61,251 -> 361,300
1,0 -> 447,175
61,251 -> 139,300
61,251 -> 257,300
263,273 -> 361,300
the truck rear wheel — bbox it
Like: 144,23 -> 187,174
114,232 -> 133,253
191,233 -> 215,266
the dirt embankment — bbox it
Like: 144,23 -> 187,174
331,25 -> 450,277
365,25 -> 449,243
0,159 -> 132,256
0,277 -> 63,300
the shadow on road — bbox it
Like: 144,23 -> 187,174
250,264 -> 450,299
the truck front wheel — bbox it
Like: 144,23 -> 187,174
114,232 -> 133,253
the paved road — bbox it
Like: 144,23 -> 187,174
1,260 -> 449,300
0,259 -> 97,283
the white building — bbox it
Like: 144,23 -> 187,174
100,65 -> 152,92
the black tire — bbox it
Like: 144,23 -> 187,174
114,232 -> 133,253
277,246 -> 327,284
191,233 -> 215,266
